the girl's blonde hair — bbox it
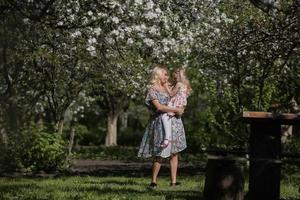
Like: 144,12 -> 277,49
149,64 -> 167,85
176,67 -> 192,95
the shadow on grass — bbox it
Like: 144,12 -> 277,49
68,185 -> 204,200
0,179 -> 204,200
83,179 -> 138,186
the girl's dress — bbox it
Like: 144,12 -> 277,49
138,86 -> 187,158
161,83 -> 188,147
168,83 -> 188,108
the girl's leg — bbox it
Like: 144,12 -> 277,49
170,154 -> 178,184
161,113 -> 171,147
151,157 -> 163,184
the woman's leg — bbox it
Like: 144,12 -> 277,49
151,157 -> 163,183
170,154 -> 178,184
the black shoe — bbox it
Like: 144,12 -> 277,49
170,182 -> 181,186
149,182 -> 157,189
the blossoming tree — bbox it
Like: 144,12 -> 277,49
74,0 -> 230,146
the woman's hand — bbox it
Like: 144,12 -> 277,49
175,108 -> 184,116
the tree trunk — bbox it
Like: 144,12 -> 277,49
65,122 -> 75,167
105,112 -> 119,146
282,125 -> 292,144
36,114 -> 44,131
56,119 -> 64,135
0,128 -> 8,147
282,97 -> 300,144
68,125 -> 75,156
120,112 -> 128,129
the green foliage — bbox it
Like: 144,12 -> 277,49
28,131 -> 66,171
2,125 -> 67,172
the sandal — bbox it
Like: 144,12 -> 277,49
170,182 -> 181,186
149,182 -> 157,189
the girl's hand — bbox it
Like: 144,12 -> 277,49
163,82 -> 170,89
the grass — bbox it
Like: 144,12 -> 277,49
1,146 -> 300,199
0,175 -> 204,200
0,174 -> 300,200
281,167 -> 300,200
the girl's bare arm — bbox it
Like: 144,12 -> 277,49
165,82 -> 181,97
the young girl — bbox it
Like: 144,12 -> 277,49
161,67 -> 192,148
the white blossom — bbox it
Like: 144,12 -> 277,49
155,7 -> 162,13
57,21 -> 64,26
106,37 -> 115,44
109,1 -> 120,9
111,16 -> 120,24
144,11 -> 158,19
111,30 -> 120,36
88,37 -> 97,44
97,12 -> 108,17
23,18 -> 29,24
134,0 -> 143,6
124,27 -> 132,33
148,26 -> 158,35
93,27 -> 102,36
143,38 -> 154,47
71,30 -> 82,38
163,45 -> 170,53
69,14 -> 75,22
86,46 -> 96,57
146,0 -> 154,9
127,38 -> 134,44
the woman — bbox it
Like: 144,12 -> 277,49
138,65 -> 187,188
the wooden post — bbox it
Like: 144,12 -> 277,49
249,121 -> 281,200
242,112 -> 300,200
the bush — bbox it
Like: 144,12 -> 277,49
2,125 -> 67,172
29,131 -> 66,171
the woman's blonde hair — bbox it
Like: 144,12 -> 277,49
149,64 -> 167,85
176,67 -> 192,95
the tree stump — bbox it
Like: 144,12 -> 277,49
203,155 -> 245,200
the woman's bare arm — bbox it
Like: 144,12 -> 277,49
152,100 -> 183,115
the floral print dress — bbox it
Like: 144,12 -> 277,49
138,86 -> 187,158
168,83 -> 188,108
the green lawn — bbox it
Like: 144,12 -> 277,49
0,175 -> 300,200
0,175 -> 204,200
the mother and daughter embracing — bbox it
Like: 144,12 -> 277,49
138,64 -> 192,189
